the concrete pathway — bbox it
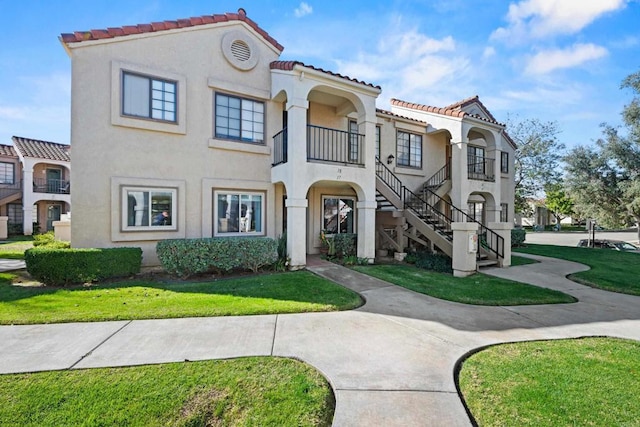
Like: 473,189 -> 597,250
0,258 -> 26,272
1,255 -> 639,426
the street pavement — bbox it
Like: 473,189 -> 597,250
524,229 -> 639,247
1,255 -> 639,426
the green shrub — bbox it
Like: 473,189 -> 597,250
415,251 -> 453,273
156,237 -> 278,278
512,228 -> 526,247
33,231 -> 55,247
333,233 -> 357,258
404,252 -> 418,264
25,247 -> 142,286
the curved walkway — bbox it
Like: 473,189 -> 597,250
2,255 -> 639,426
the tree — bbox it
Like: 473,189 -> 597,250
544,183 -> 574,225
507,116 -> 565,214
564,69 -> 640,241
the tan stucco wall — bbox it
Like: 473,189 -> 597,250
68,21 -> 281,264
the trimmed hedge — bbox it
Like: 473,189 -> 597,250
512,228 -> 526,247
156,237 -> 278,278
25,247 -> 142,286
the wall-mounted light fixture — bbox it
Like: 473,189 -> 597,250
387,154 -> 395,164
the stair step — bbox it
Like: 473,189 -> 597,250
477,259 -> 498,268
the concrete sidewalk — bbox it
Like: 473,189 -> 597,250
1,255 -> 639,426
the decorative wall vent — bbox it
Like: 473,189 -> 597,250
222,31 -> 259,71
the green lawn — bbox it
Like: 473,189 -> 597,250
0,270 -> 362,325
351,264 -> 575,305
458,337 -> 640,426
510,254 -> 538,266
0,237 -> 33,259
0,357 -> 334,426
515,244 -> 640,295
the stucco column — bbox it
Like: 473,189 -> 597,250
22,168 -> 34,235
22,206 -> 34,236
286,98 -> 309,168
451,221 -> 478,277
356,200 -> 377,262
450,140 -> 469,212
0,216 -> 7,240
488,222 -> 513,267
286,198 -> 308,269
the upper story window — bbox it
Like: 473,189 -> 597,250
501,151 -> 509,174
468,145 -> 486,174
397,131 -> 422,168
215,93 -> 264,143
122,72 -> 176,122
375,125 -> 381,159
0,162 -> 14,184
348,120 -> 359,162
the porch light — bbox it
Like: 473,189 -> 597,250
387,154 -> 395,164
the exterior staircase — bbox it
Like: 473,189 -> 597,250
375,158 -> 504,267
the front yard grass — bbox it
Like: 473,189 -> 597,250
0,357 -> 334,426
514,244 -> 640,295
458,337 -> 640,426
351,264 -> 575,305
0,270 -> 362,325
0,236 -> 33,259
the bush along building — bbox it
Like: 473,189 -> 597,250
60,8 -> 515,276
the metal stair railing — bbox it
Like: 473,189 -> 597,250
422,161 -> 450,192
375,157 -> 504,260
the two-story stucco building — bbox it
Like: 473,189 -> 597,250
61,9 -> 515,275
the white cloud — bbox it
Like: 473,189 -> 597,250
294,2 -> 313,18
482,46 -> 496,60
525,43 -> 608,74
491,0 -> 628,42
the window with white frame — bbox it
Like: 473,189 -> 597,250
215,93 -> 264,143
214,191 -> 264,235
0,162 -> 14,184
500,151 -> 509,174
397,131 -> 422,168
122,187 -> 177,230
322,196 -> 355,234
122,72 -> 176,122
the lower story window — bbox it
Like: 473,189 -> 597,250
500,203 -> 508,222
123,187 -> 177,230
8,204 -> 22,224
323,196 -> 355,234
215,191 -> 264,235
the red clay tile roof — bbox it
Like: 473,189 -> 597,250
443,95 -> 501,124
0,144 -> 17,158
376,108 -> 427,124
391,98 -> 505,126
271,61 -> 381,90
12,136 -> 70,162
60,8 -> 284,52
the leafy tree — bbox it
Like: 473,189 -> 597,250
507,116 -> 565,213
544,183 -> 574,225
564,69 -> 640,240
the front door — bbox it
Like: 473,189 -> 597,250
46,169 -> 62,193
46,204 -> 61,231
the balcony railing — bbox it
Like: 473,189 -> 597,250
467,157 -> 495,181
0,181 -> 22,201
33,178 -> 70,194
272,128 -> 287,166
307,124 -> 364,166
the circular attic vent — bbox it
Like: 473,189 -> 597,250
222,31 -> 259,71
230,40 -> 251,62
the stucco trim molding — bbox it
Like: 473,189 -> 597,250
208,138 -> 271,155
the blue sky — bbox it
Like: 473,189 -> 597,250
1,0 -> 639,149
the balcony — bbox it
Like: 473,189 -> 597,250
467,157 -> 495,182
33,178 -> 70,194
0,181 -> 22,201
272,124 -> 364,167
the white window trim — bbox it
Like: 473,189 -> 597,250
213,190 -> 266,237
322,195 -> 356,235
121,186 -> 178,232
111,60 -> 186,135
111,177 -> 186,242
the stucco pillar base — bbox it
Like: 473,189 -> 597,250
53,218 -> 71,242
286,198 -> 308,269
451,222 -> 479,277
0,217 -> 7,240
488,222 -> 513,267
356,201 -> 377,263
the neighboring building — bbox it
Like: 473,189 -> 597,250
60,9 -> 515,271
0,137 -> 71,235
